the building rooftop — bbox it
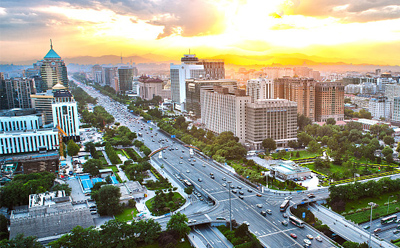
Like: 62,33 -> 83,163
0,108 -> 38,117
44,48 -> 61,59
271,160 -> 311,175
29,191 -> 68,209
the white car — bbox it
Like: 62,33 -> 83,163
315,235 -> 322,242
222,183 -> 226,187
186,170 -> 190,173
304,239 -> 311,245
256,204 -> 263,208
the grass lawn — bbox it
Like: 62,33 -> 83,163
105,165 -> 118,173
344,191 -> 400,213
115,207 -> 138,221
145,192 -> 186,216
304,162 -> 343,175
272,150 -> 322,160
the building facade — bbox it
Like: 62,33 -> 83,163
0,128 -> 59,155
392,97 -> 400,124
118,66 -> 135,93
245,99 -> 297,149
315,82 -> 345,122
369,96 -> 391,120
40,43 -> 68,90
196,59 -> 225,79
30,91 -> 54,124
185,79 -> 237,117
92,64 -> 102,84
274,77 -> 316,121
246,77 -> 274,102
4,78 -> 35,109
0,114 -> 43,132
170,63 -> 204,105
138,76 -> 164,101
201,86 -> 251,143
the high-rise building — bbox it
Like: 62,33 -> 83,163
384,84 -> 400,103
196,59 -> 225,79
4,78 -> 35,109
138,75 -> 164,101
392,97 -> 400,124
92,64 -> 102,84
118,66 -> 135,93
51,83 -> 80,140
246,99 -> 297,149
40,41 -> 68,90
246,77 -> 274,102
186,79 -> 237,117
201,86 -> 251,143
369,96 -> 391,120
30,90 -> 54,124
101,66 -> 118,90
0,73 -> 7,110
170,63 -> 204,106
274,77 -> 317,121
315,82 -> 345,122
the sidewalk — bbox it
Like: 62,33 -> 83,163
188,231 -> 208,248
102,150 -> 112,165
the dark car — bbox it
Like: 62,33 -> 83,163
260,211 -> 266,216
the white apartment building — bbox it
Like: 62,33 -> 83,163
170,63 -> 204,107
245,99 -> 297,149
246,77 -> 274,102
393,97 -> 400,123
0,115 -> 43,132
201,87 -> 250,143
369,97 -> 391,120
0,128 -> 59,155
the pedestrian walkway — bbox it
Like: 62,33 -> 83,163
102,150 -> 112,165
188,230 -> 208,248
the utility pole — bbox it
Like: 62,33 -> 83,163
368,202 -> 375,248
387,195 -> 393,214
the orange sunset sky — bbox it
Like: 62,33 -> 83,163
0,0 -> 400,65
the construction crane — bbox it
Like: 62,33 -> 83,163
56,120 -> 68,161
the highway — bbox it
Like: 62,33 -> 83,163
72,78 -> 338,248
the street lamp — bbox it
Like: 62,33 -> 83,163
227,181 -> 232,231
368,202 -> 376,248
387,195 -> 393,214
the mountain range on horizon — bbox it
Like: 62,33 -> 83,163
2,53 -> 399,69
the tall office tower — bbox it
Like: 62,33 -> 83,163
4,78 -> 35,109
138,75 -> 164,100
92,64 -> 102,84
31,90 -> 54,124
315,82 -> 345,122
369,96 -> 391,120
196,59 -> 225,79
0,73 -> 7,110
246,99 -> 297,149
201,86 -> 251,143
51,83 -> 80,140
392,97 -> 400,124
186,79 -> 237,117
101,66 -> 118,90
40,41 -> 68,90
274,77 -> 317,121
118,66 -> 135,93
246,77 -> 274,102
170,61 -> 204,108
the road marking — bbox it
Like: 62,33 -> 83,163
205,214 -> 211,221
258,228 -> 297,238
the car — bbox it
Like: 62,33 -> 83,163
290,233 -> 297,239
216,217 -> 226,220
222,177 -> 226,181
243,221 -> 250,226
256,193 -> 262,197
202,164 -> 206,167
302,198 -> 309,202
237,186 -> 242,189
304,239 -> 311,245
198,178 -> 202,182
210,172 -> 214,176
260,211 -> 267,216
256,204 -> 263,208
188,159 -> 191,162
282,220 -> 288,226
363,225 -> 370,229
308,193 -> 315,198
186,170 -> 190,173
306,234 -> 313,240
239,191 -> 244,195
222,183 -> 226,187
266,209 -> 272,215
393,230 -> 400,234
193,159 -> 196,162
191,163 -> 195,166
374,228 -> 381,233
199,197 -> 204,201
247,189 -> 253,192
180,156 -> 183,159
188,219 -> 196,223
211,175 -> 215,179
176,148 -> 178,150
197,193 -> 201,197
232,189 -> 238,193
239,195 -> 244,199
315,236 -> 322,242
283,213 -> 288,218
230,185 -> 235,189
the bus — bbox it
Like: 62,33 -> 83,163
280,200 -> 290,212
289,216 -> 305,228
183,180 -> 192,187
381,215 -> 397,225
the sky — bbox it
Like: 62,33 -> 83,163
1,0 -> 400,65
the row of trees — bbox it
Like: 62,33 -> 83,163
344,108 -> 372,120
104,126 -> 137,146
81,106 -> 114,129
104,142 -> 121,164
0,172 -> 56,209
329,177 -> 400,212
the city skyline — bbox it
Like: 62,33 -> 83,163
1,0 -> 400,65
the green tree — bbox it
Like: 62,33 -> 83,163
67,140 -> 80,157
50,184 -> 72,196
383,136 -> 395,146
234,223 -> 249,238
0,234 -> 43,248
297,114 -> 312,131
262,138 -> 276,153
91,185 -> 122,216
184,186 -> 193,195
0,214 -> 9,240
82,159 -> 102,177
166,212 -> 190,239
382,146 -> 393,157
136,219 -> 161,244
297,132 -> 313,147
307,140 -> 320,153
326,118 -> 336,125
48,226 -> 100,248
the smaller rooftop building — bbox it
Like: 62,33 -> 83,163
115,181 -> 147,204
270,160 -> 311,180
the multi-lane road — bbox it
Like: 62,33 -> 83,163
72,78 -> 337,248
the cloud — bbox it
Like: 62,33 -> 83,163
284,0 -> 400,22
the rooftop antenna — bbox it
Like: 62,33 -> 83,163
50,39 -> 53,49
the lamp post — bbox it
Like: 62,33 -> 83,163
368,202 -> 376,248
227,181 -> 232,231
387,195 -> 393,214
